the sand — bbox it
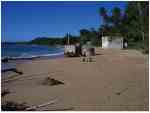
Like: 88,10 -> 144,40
1,48 -> 149,111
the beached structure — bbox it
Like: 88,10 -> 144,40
102,36 -> 124,49
64,45 -> 76,56
82,41 -> 95,56
64,33 -> 95,57
64,33 -> 82,57
64,43 -> 83,57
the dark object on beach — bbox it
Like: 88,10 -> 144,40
82,42 -> 95,56
115,88 -> 128,95
82,57 -> 86,62
2,68 -> 23,75
64,43 -> 82,57
75,43 -> 82,57
2,58 -> 9,63
2,101 -> 28,111
90,48 -> 95,56
13,69 -> 23,75
142,48 -> 149,54
1,89 -> 10,97
42,76 -> 64,86
116,92 -> 121,95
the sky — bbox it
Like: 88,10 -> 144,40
1,1 -> 127,42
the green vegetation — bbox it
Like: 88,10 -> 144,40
79,28 -> 101,46
29,28 -> 101,46
29,37 -> 63,45
99,1 -> 149,53
29,35 -> 80,46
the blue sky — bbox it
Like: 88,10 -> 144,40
1,1 -> 127,42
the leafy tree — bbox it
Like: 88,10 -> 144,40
99,2 -> 149,53
99,7 -> 110,26
112,7 -> 122,27
99,7 -> 123,36
80,29 -> 91,45
90,28 -> 100,46
124,2 -> 149,51
79,28 -> 100,46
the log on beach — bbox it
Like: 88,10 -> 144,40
26,99 -> 58,111
2,63 -> 23,74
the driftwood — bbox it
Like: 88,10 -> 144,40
43,107 -> 74,111
115,87 -> 128,95
3,69 -> 63,83
2,68 -> 23,75
2,72 -> 50,83
2,99 -> 73,111
26,99 -> 58,111
42,76 -> 64,86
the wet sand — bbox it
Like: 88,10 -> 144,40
1,48 -> 149,111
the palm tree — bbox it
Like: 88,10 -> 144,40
112,7 -> 122,26
99,7 -> 109,25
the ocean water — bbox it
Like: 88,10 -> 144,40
2,43 -> 64,59
2,44 -> 64,72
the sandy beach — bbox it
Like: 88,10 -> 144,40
1,48 -> 149,111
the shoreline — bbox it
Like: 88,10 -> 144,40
2,43 -> 64,63
2,53 -> 64,73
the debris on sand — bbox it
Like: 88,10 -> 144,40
1,89 -> 10,97
2,99 -> 58,111
2,58 -> 9,63
48,107 -> 74,111
115,87 -> 128,95
42,76 -> 64,86
26,99 -> 58,111
2,101 -> 28,111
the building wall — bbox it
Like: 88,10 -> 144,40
64,45 -> 76,54
102,36 -> 123,49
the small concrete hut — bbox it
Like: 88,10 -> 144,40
102,36 -> 124,49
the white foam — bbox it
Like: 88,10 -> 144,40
2,52 -> 64,60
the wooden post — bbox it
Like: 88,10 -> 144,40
67,33 -> 70,45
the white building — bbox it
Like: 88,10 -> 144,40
102,36 -> 124,49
